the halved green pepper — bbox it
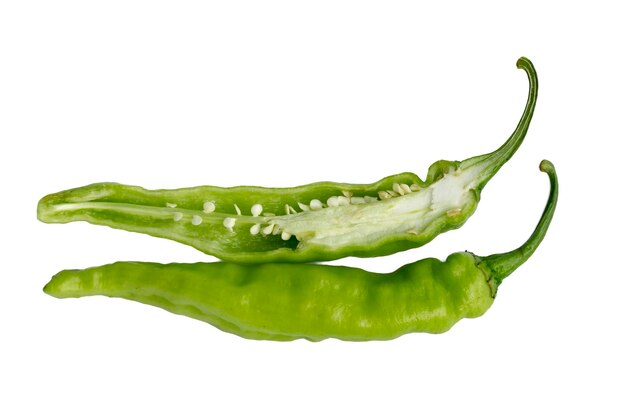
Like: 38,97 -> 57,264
38,57 -> 538,263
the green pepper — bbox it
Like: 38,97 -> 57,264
38,57 -> 538,263
43,160 -> 557,341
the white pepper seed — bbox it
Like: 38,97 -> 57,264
251,204 -> 263,217
223,217 -> 236,230
203,201 -> 216,213
310,199 -> 323,210
392,183 -> 405,196
400,183 -> 412,194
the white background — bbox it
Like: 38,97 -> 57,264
1,1 -> 624,416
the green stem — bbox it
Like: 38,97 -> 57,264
462,57 -> 538,190
481,160 -> 558,285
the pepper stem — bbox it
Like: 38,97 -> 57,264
461,57 -> 539,190
481,160 -> 558,285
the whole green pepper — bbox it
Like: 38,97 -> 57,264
38,57 -> 538,263
43,160 -> 557,341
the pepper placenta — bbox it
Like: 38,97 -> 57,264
37,57 -> 538,263
43,160 -> 557,341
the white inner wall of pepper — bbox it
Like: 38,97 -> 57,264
1,1 -> 624,416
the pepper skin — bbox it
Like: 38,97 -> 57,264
43,161 -> 557,341
38,57 -> 538,263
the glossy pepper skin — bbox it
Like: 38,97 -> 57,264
38,57 -> 538,263
44,161 -> 557,342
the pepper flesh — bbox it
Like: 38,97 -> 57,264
37,57 -> 538,263
43,161 -> 557,341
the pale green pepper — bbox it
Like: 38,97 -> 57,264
37,58 -> 538,263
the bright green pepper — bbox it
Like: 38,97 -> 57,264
38,57 -> 538,263
43,160 -> 557,341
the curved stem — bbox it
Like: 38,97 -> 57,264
481,160 -> 558,285
462,57 -> 539,190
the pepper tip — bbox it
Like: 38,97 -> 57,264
516,56 -> 531,69
539,159 -> 555,174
